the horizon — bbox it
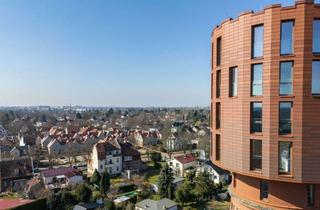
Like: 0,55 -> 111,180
0,0 -> 310,107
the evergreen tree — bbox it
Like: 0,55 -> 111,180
75,183 -> 92,203
100,169 -> 110,196
90,169 -> 101,187
158,164 -> 175,199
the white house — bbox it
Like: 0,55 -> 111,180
87,137 -> 122,176
135,198 -> 177,210
165,134 -> 183,151
41,166 -> 83,188
168,154 -> 198,177
197,160 -> 230,184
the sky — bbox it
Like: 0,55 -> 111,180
0,0 -> 313,107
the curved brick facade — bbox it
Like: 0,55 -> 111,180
210,0 -> 320,209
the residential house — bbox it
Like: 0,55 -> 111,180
41,166 -> 83,188
10,146 -> 29,159
168,154 -> 198,177
165,134 -> 183,151
87,137 -> 122,176
121,142 -> 146,173
197,160 -> 230,184
135,198 -> 177,210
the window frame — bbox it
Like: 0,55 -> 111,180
278,141 -> 293,175
260,181 -> 269,200
307,184 -> 315,207
313,18 -> 320,54
216,70 -> 221,98
215,134 -> 221,161
216,102 -> 221,129
280,20 -> 295,56
279,61 -> 294,96
250,102 -> 263,133
279,102 -> 293,135
251,24 -> 264,59
251,64 -> 263,96
250,139 -> 262,171
229,66 -> 238,97
312,60 -> 320,96
216,37 -> 222,66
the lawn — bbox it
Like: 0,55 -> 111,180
147,174 -> 159,184
207,200 -> 230,210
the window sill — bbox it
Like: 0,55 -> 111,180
250,169 -> 262,174
250,132 -> 263,136
278,173 -> 293,178
312,53 -> 320,56
229,96 -> 238,99
279,95 -> 295,98
279,134 -> 294,138
280,54 -> 295,58
251,57 -> 264,61
251,96 -> 263,99
312,94 -> 320,98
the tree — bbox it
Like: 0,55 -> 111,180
76,113 -> 82,119
90,169 -> 101,187
175,182 -> 195,206
150,152 -> 162,168
193,172 -> 215,201
100,169 -> 110,196
75,183 -> 92,203
158,164 -> 175,199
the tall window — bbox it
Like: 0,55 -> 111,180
216,102 -> 221,129
215,134 -> 221,161
279,141 -> 292,174
251,102 -> 262,133
279,102 -> 292,135
260,181 -> 268,200
252,25 -> 264,58
216,70 -> 221,98
211,72 -> 213,99
251,64 -> 263,96
229,67 -> 238,97
250,139 -> 262,170
307,185 -> 315,207
312,61 -> 320,95
280,21 -> 294,55
313,19 -> 320,54
217,37 -> 221,66
280,62 -> 293,95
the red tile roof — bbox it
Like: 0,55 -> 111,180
0,199 -> 34,210
41,166 -> 77,178
174,154 -> 196,164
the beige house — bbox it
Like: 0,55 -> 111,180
168,154 -> 198,177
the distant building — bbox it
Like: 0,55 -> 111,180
197,160 -> 230,184
87,138 -> 122,176
135,198 -> 177,210
168,154 -> 197,177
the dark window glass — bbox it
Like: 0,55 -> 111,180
307,185 -> 315,207
229,67 -> 238,97
280,62 -> 293,95
251,64 -> 263,96
281,21 -> 294,55
211,72 -> 213,99
312,61 -> 320,95
251,102 -> 262,133
216,103 -> 220,129
279,141 -> 292,174
217,37 -> 221,66
313,20 -> 320,53
250,140 -> 262,170
215,134 -> 220,161
279,102 -> 292,135
216,70 -> 221,98
252,25 -> 264,58
260,181 -> 268,200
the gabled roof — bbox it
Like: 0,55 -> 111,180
41,166 -> 77,178
174,154 -> 196,164
135,198 -> 177,210
96,137 -> 121,160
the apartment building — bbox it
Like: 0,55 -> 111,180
211,1 -> 320,209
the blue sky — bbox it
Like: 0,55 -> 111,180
0,0 -> 310,107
